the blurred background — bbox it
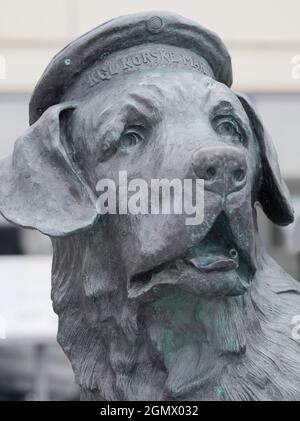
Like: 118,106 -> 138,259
0,0 -> 300,401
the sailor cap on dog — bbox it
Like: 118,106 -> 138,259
29,11 -> 232,125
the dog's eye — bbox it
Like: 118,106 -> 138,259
214,118 -> 244,144
118,129 -> 143,151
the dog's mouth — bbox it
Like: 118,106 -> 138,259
128,212 -> 256,299
183,219 -> 240,273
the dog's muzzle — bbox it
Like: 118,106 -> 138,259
127,145 -> 256,300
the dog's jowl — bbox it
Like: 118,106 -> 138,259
0,12 -> 299,401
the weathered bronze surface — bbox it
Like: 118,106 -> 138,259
0,12 -> 299,400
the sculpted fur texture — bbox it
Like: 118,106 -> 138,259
51,233 -> 300,401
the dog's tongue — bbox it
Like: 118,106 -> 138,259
187,255 -> 238,272
184,243 -> 240,272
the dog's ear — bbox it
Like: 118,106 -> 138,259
237,93 -> 294,226
0,102 -> 98,237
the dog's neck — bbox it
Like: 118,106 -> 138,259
137,237 -> 269,399
145,291 -> 247,355
142,236 -> 265,363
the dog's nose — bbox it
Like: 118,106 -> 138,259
192,146 -> 247,194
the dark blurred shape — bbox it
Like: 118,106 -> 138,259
0,227 -> 22,255
271,225 -> 285,247
0,390 -> 25,401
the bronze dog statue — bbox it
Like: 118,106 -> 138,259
1,12 -> 300,400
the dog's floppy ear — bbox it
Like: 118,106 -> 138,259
237,93 -> 294,227
0,102 -> 98,237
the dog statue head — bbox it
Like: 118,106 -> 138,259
1,12 -> 299,401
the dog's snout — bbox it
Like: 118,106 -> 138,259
192,146 -> 247,194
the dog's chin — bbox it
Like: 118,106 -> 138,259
128,213 -> 256,300
128,259 -> 253,300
